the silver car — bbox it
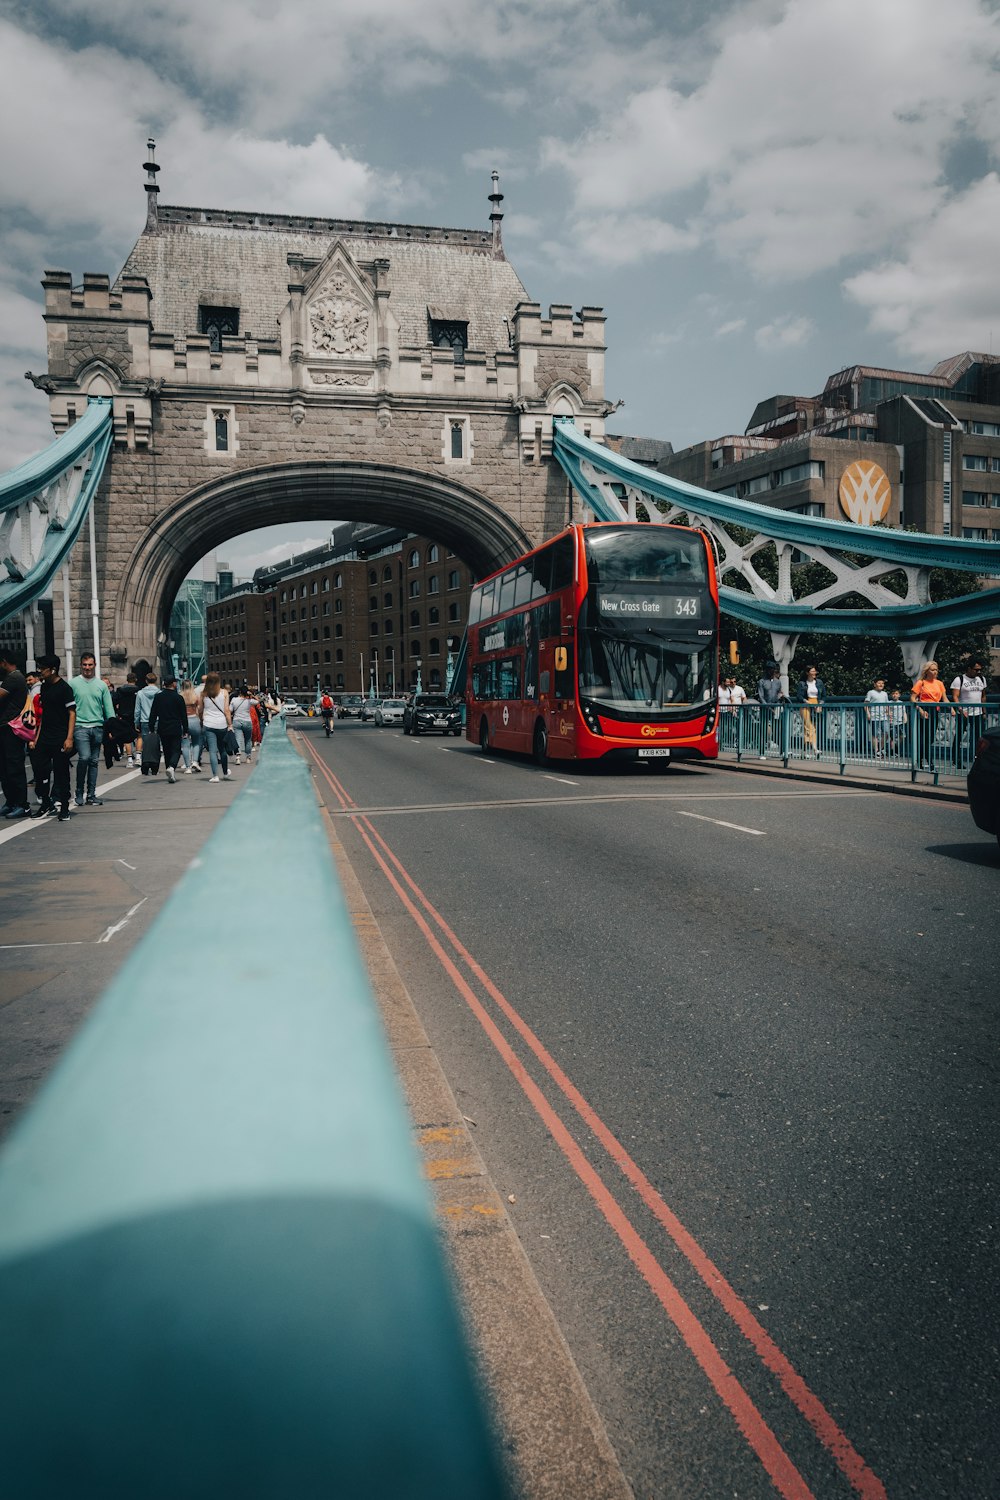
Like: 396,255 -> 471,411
375,697 -> 406,726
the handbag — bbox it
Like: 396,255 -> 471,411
9,696 -> 36,743
224,728 -> 239,755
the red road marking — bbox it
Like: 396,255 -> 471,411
303,738 -> 887,1499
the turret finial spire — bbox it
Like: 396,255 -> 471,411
489,169 -> 504,258
144,137 -> 160,230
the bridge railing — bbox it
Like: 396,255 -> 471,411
718,700 -> 998,783
0,719 -> 508,1499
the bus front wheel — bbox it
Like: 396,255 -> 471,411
532,722 -> 548,767
479,718 -> 490,753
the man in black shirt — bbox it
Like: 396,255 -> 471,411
0,648 -> 30,818
148,676 -> 189,784
30,654 -> 77,821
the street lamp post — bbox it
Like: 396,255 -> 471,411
416,656 -> 423,693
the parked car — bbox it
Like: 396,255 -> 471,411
339,694 -> 365,718
967,726 -> 1000,847
402,693 -> 463,736
375,697 -> 406,726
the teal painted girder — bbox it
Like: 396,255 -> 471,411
0,399 -> 113,624
553,419 -> 1000,641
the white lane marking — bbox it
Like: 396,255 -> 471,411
677,810 -> 766,836
118,859 -> 137,870
0,940 -> 88,950
97,896 -> 148,943
544,774 -> 580,786
0,767 -> 144,845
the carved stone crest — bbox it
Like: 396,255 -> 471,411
309,273 -> 370,356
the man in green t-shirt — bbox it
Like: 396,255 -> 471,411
69,652 -> 115,807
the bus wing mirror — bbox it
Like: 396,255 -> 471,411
554,647 -> 568,672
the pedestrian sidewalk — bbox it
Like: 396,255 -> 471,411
715,750 -> 968,804
0,759 -> 245,1141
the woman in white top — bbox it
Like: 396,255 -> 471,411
198,672 -> 233,781
229,686 -> 256,763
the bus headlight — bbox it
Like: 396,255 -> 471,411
581,702 -> 603,734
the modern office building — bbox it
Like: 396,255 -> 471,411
205,523 -> 473,695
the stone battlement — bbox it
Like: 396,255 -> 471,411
157,205 -> 495,251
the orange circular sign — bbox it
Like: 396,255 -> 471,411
838,461 -> 891,525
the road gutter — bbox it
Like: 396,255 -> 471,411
313,794 -> 633,1500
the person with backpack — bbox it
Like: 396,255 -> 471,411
320,691 -> 335,736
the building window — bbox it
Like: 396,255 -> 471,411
451,422 -> 464,459
429,637 -> 440,656
383,565 -> 393,582
384,621 -> 394,634
336,649 -> 344,663
335,623 -> 343,638
409,580 -> 421,598
410,609 -> 420,628
964,454 -> 988,471
428,544 -> 439,563
448,569 -> 460,589
334,572 -> 343,588
370,595 -> 378,611
322,577 -> 330,591
429,668 -> 442,688
429,318 -> 468,364
335,599 -> 343,614
428,574 -> 440,595
323,625 -> 330,639
383,592 -> 393,608
428,606 -> 440,624
448,603 -> 460,622
199,305 -> 239,351
409,549 -> 420,568
205,404 -> 237,456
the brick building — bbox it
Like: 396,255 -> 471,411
205,524 -> 473,695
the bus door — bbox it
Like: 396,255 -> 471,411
546,639 -> 576,757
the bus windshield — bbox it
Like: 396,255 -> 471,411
578,620 -> 714,710
583,526 -> 708,588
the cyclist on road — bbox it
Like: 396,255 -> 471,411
320,692 -> 335,737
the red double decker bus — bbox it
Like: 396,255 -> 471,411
466,522 -> 719,767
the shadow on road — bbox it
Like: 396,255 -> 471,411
924,841 -> 1000,868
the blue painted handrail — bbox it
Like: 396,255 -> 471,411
0,720 -> 507,1498
553,418 -> 1000,572
0,398 -> 113,624
552,418 -> 1000,641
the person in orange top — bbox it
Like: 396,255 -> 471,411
910,661 -> 951,769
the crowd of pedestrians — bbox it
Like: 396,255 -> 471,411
0,651 -> 276,823
717,657 -> 990,769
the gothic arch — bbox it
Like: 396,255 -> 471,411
113,458 -> 534,650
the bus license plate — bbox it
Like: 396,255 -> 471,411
638,747 -> 671,758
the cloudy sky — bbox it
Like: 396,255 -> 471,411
2,0 -> 999,576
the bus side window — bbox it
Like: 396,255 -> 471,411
539,670 -> 550,695
498,570 -> 517,614
550,535 -> 573,592
530,546 -> 551,600
479,578 -> 496,618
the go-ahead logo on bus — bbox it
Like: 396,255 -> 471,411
838,460 -> 891,525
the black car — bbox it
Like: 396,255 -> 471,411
968,725 -> 1000,847
402,693 -> 463,736
339,694 -> 365,718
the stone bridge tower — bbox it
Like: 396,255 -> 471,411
33,150 -> 611,669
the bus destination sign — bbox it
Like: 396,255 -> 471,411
599,594 -> 701,620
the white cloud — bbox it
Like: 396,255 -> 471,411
714,318 -> 746,338
843,174 -> 1000,359
570,213 -> 698,267
755,314 -> 813,351
542,0 -> 1000,274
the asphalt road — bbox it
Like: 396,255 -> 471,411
300,717 -> 999,1500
